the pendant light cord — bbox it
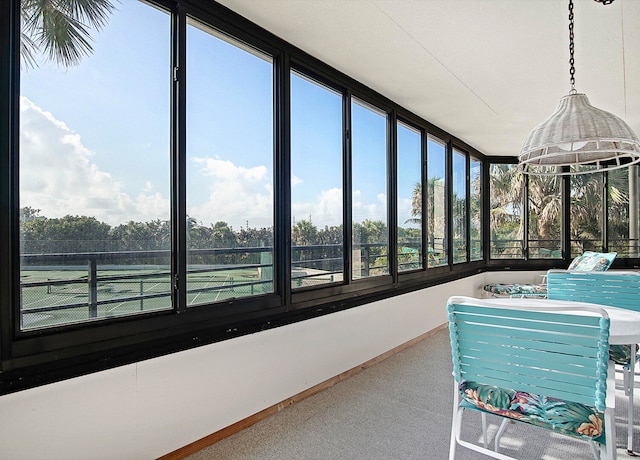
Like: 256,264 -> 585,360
568,0 -> 576,93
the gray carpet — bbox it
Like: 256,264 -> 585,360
186,329 -> 640,459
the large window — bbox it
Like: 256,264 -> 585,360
608,166 -> 640,257
427,136 -> 447,267
470,156 -> 482,261
570,167 -> 604,257
186,19 -> 274,305
452,149 -> 467,264
397,121 -> 423,272
290,71 -> 344,287
489,164 -> 524,259
19,1 -> 172,329
351,98 -> 389,280
528,175 -> 562,259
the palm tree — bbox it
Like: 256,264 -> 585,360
528,174 -> 562,253
21,0 -> 116,68
488,164 -> 524,257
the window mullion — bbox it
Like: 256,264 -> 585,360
173,5 -> 187,313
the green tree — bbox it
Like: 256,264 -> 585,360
210,221 -> 237,248
21,214 -> 112,252
21,0 -> 117,68
110,219 -> 170,251
236,226 -> 273,248
405,182 -> 422,226
317,225 -> 343,245
292,219 -> 318,246
528,175 -> 562,252
488,164 -> 525,257
187,218 -> 212,250
20,206 -> 42,221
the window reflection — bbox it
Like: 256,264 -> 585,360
186,18 -> 274,305
19,1 -> 172,329
489,164 -> 524,259
470,156 -> 482,261
351,98 -> 388,279
570,166 -> 603,257
452,149 -> 467,264
290,72 -> 344,288
427,137 -> 447,267
528,174 -> 561,258
397,121 -> 422,272
608,166 -> 640,258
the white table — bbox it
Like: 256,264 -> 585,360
474,297 -> 640,345
474,297 -> 640,454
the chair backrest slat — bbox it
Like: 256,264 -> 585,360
547,270 -> 640,311
448,297 -> 610,410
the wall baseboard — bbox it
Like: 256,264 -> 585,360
157,323 -> 447,460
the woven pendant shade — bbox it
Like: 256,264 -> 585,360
519,92 -> 640,175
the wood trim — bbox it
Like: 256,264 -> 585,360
157,323 -> 447,460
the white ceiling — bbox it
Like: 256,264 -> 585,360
216,0 -> 639,157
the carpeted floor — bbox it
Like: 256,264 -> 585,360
186,328 -> 640,459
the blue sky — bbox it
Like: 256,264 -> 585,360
19,0 -> 431,230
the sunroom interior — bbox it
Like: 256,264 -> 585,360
0,0 -> 639,459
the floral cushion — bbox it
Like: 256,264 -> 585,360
483,283 -> 547,297
609,344 -> 640,366
567,251 -> 617,272
459,380 -> 606,444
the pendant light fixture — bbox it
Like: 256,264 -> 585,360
518,0 -> 640,175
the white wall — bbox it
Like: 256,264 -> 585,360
0,274 -> 486,460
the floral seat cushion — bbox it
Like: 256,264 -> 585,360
483,283 -> 547,297
609,344 -> 640,366
459,380 -> 606,444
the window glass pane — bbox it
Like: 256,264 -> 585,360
570,166 -> 603,257
427,137 -> 447,267
186,19 -> 274,305
351,98 -> 388,279
397,121 -> 422,272
489,164 -> 524,259
290,72 -> 343,288
470,156 -> 482,261
528,175 -> 562,258
452,149 -> 467,263
19,1 -> 172,330
608,166 -> 640,258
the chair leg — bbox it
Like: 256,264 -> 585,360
449,405 -> 463,460
599,410 -> 616,460
624,365 -> 631,396
495,418 -> 509,453
628,360 -> 635,455
587,440 -> 599,460
449,386 -> 461,460
481,413 -> 488,448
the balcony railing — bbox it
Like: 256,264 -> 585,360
20,238 -> 638,330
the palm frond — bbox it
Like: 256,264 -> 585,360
20,0 -> 117,68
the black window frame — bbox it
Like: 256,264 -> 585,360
4,0 -> 637,395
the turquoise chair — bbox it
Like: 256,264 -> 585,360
447,296 -> 615,460
547,269 -> 640,454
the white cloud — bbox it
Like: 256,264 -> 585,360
19,97 -> 170,226
292,187 -> 343,228
352,190 -> 387,223
189,157 -> 273,229
398,196 -> 417,226
18,97 -> 390,231
291,174 -> 303,187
